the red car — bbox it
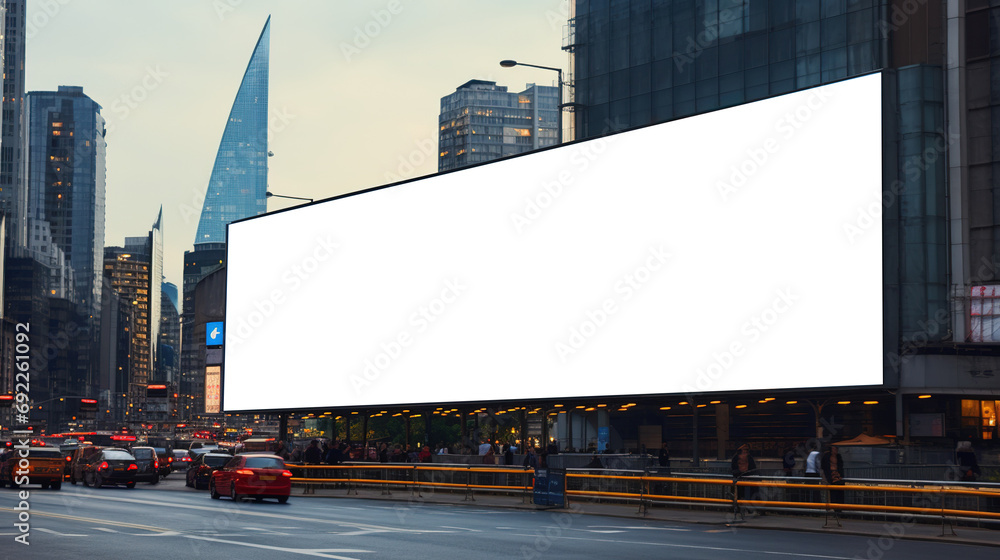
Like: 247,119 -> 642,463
209,454 -> 291,503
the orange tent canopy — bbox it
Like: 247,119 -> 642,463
834,434 -> 891,446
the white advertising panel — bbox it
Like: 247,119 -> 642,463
225,73 -> 883,411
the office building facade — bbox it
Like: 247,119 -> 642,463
438,80 -> 559,172
1,0 -> 26,249
26,85 -> 106,321
562,1 -> 999,450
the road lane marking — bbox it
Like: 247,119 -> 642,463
35,527 -> 88,537
180,535 -> 371,559
0,507 -> 170,533
440,525 -> 481,532
507,533 -> 858,559
31,493 -> 450,534
95,528 -> 119,533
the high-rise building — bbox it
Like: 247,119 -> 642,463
26,85 -> 106,321
564,1 -> 1000,447
194,16 -> 269,247
158,281 -> 180,389
102,209 -> 163,423
438,80 -> 559,172
183,17 -> 271,422
1,0 -> 26,249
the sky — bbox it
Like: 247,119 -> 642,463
25,0 -> 569,288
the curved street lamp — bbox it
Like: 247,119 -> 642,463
500,60 -> 564,145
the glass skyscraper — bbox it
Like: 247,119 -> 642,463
439,80 -> 560,172
194,16 -> 270,246
564,1 -> 1000,445
26,85 -> 107,321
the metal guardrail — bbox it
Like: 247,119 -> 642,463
288,463 -> 1000,530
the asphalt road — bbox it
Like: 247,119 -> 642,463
0,474 -> 995,559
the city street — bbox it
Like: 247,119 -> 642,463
0,476 -> 996,559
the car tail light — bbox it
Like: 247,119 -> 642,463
127,464 -> 138,471
154,460 -> 159,469
168,457 -> 173,463
66,456 -> 72,462
282,470 -> 293,477
99,461 -> 109,470
235,469 -> 254,475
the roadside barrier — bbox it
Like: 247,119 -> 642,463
288,463 -> 1000,529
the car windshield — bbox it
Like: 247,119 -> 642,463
173,450 -> 189,457
133,449 -> 153,459
104,450 -> 134,460
205,455 -> 230,467
244,457 -> 283,469
28,449 -> 63,459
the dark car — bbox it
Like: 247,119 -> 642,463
81,449 -> 138,488
152,447 -> 172,477
171,449 -> 192,471
68,445 -> 105,485
129,446 -> 161,484
210,454 -> 292,503
186,452 -> 232,490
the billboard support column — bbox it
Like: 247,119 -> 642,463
279,413 -> 287,444
716,404 -> 730,460
362,415 -> 368,450
460,410 -> 468,448
691,400 -> 699,466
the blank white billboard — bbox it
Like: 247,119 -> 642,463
224,73 -> 883,412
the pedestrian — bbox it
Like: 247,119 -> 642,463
585,454 -> 604,469
290,445 -> 303,463
658,442 -> 671,473
503,443 -> 514,466
436,442 -> 449,455
303,439 -> 323,464
478,440 -> 492,456
730,444 -> 758,511
377,442 -> 389,463
325,441 -> 343,464
275,440 -> 290,461
419,445 -> 432,463
483,446 -> 496,464
523,446 -> 538,470
821,444 -> 845,504
805,444 -> 821,477
782,446 -> 796,477
956,441 -> 981,482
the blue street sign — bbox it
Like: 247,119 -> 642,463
207,322 -> 224,346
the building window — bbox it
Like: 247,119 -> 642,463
961,399 -> 999,440
969,285 -> 1000,341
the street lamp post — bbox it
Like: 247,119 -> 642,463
266,191 -> 314,203
500,60 -> 564,146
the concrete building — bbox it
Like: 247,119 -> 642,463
438,80 -> 559,172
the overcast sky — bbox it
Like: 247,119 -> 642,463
25,0 -> 569,288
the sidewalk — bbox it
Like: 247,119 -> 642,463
292,483 -> 1000,548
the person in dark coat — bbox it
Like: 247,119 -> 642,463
658,443 -> 671,474
956,441 -> 981,482
585,454 -> 604,469
502,444 -> 514,466
730,444 -> 757,506
303,439 -> 323,464
820,445 -> 845,504
523,446 -> 538,470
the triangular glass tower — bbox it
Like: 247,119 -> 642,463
194,16 -> 270,247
